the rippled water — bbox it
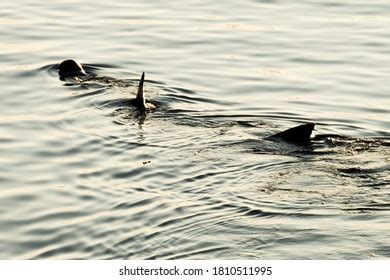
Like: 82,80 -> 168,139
0,0 -> 389,259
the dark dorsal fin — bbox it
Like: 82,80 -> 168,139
267,123 -> 315,143
135,72 -> 146,111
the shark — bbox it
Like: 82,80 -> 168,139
58,59 -> 315,143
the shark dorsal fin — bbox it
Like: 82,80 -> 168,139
268,123 -> 315,143
136,72 -> 146,110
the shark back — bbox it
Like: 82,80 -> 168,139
58,59 -> 86,79
267,123 -> 315,143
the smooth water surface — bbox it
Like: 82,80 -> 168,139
0,0 -> 389,259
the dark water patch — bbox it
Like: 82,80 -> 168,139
67,88 -> 108,99
242,139 -> 317,156
343,207 -> 388,214
162,92 -> 221,105
373,245 -> 390,258
113,197 -> 157,211
166,245 -> 230,260
338,167 -> 382,176
157,212 -> 203,228
168,86 -> 197,95
0,137 -> 14,144
358,182 -> 390,189
244,209 -> 277,218
312,134 -> 390,151
31,241 -> 87,259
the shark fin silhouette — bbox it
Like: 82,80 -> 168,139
135,72 -> 146,111
267,123 -> 315,143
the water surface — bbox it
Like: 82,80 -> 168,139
0,0 -> 389,259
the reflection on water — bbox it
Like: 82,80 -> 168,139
0,0 -> 389,259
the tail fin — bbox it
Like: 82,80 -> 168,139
267,123 -> 315,143
135,72 -> 146,110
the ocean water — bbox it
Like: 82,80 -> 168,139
0,0 -> 389,259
